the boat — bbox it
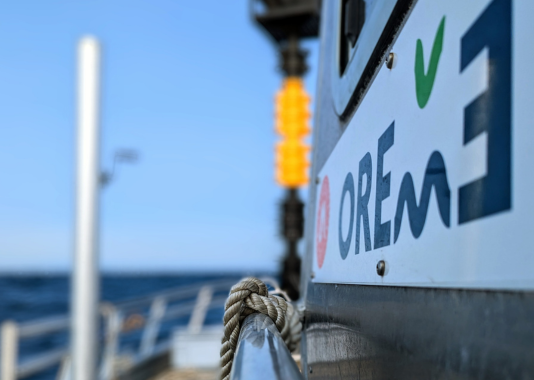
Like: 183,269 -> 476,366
283,0 -> 534,378
4,0 -> 534,379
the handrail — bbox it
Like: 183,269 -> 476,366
18,316 -> 70,339
17,348 -> 68,379
1,278 -> 236,380
114,279 -> 236,310
163,295 -> 227,321
229,313 -> 303,380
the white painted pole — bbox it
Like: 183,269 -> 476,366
1,321 -> 18,380
72,36 -> 101,380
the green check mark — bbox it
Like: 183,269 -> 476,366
415,16 -> 446,109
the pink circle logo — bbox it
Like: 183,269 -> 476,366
316,176 -> 330,269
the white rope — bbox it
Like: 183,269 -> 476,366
219,277 -> 301,380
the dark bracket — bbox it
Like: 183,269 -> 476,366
253,0 -> 321,43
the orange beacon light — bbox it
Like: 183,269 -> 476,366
275,77 -> 311,188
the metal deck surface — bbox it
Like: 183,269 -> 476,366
150,369 -> 219,380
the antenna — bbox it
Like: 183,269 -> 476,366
100,149 -> 139,187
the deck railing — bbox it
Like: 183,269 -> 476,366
0,278 -> 239,380
229,313 -> 303,380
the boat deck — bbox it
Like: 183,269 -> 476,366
150,368 -> 219,380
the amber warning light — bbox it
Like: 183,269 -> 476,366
275,77 -> 311,188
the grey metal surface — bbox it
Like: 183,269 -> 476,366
230,313 -> 303,380
303,283 -> 534,379
330,0 -> 399,116
301,0 -> 534,378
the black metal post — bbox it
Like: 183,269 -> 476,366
251,0 -> 321,300
280,189 -> 304,300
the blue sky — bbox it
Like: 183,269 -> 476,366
0,1 -> 318,272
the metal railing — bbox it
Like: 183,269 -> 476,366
1,316 -> 70,380
229,313 -> 303,380
0,278 -> 237,380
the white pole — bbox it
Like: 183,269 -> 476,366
72,36 -> 101,380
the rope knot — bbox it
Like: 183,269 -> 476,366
219,277 -> 301,380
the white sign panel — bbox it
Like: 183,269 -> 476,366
313,0 -> 534,289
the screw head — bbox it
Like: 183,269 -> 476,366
310,271 -> 315,279
386,52 -> 396,69
315,176 -> 320,185
376,260 -> 386,276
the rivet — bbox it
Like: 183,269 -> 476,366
386,52 -> 396,69
376,260 -> 386,276
315,176 -> 320,185
310,271 -> 315,279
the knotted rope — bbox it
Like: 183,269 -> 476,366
219,277 -> 301,380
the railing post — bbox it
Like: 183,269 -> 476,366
188,286 -> 213,334
99,306 -> 123,380
139,297 -> 166,356
56,355 -> 72,380
1,321 -> 18,380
